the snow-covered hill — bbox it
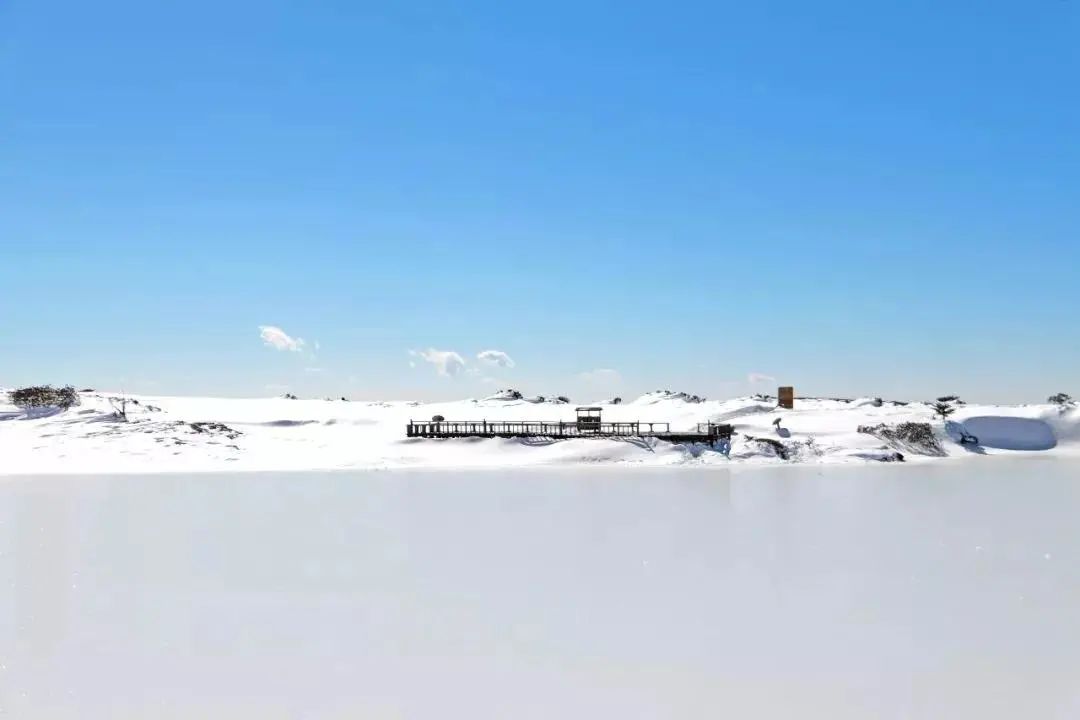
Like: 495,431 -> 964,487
1,390 -> 1077,474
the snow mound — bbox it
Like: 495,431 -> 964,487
960,416 -> 1057,451
482,390 -> 571,404
482,389 -> 525,402
529,395 -> 571,404
632,390 -> 707,405
1045,408 -> 1080,444
710,401 -> 775,422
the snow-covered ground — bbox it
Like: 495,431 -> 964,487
1,389 -> 1077,474
3,462 -> 1079,718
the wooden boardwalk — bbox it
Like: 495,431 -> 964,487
406,419 -> 734,446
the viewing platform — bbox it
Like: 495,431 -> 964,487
406,407 -> 734,446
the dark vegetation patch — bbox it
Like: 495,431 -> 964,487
188,421 -> 243,440
8,385 -> 80,410
858,422 -> 944,456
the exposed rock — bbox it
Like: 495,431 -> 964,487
744,435 -> 789,460
188,422 -> 243,440
643,390 -> 706,404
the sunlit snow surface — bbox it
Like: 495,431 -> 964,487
2,461 -> 1080,718
3,391 -> 1078,473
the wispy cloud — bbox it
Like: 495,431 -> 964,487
477,350 -> 515,369
259,325 -> 305,352
748,372 -> 776,384
303,367 -> 324,374
410,348 -> 466,377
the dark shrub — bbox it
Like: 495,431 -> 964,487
858,422 -> 944,456
8,385 -> 80,410
931,401 -> 955,420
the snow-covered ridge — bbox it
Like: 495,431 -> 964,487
1,390 -> 1077,475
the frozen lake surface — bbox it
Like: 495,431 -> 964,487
2,460 -> 1079,718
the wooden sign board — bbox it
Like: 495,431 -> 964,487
778,386 -> 795,409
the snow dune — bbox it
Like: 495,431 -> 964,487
0,390 -> 1076,475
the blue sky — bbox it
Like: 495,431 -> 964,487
1,0 -> 1077,403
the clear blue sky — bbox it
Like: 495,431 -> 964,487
2,0 -> 1077,403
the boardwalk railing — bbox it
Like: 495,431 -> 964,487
407,420 -> 670,438
406,420 -> 734,443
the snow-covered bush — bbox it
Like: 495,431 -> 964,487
858,422 -> 944,456
109,396 -> 129,420
1049,393 -> 1075,412
8,385 -> 80,411
785,436 -> 824,461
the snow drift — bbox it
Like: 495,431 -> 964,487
960,416 -> 1057,451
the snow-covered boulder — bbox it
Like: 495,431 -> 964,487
959,416 -> 1056,451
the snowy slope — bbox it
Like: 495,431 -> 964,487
1,390 -> 1077,475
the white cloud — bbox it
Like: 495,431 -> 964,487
303,367 -> 324,374
748,372 -> 776,384
579,368 -> 622,385
410,348 -> 466,377
476,350 -> 515,369
259,325 -> 305,352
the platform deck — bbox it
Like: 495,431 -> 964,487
406,420 -> 733,445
